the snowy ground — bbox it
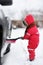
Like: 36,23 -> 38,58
2,28 -> 43,65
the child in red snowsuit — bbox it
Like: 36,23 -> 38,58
23,14 -> 39,61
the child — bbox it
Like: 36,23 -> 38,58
22,14 -> 39,61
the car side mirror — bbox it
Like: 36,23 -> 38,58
0,0 -> 12,5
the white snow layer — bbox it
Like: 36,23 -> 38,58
2,28 -> 43,65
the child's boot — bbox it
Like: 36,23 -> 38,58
28,49 -> 35,61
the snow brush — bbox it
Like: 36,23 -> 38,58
6,37 -> 23,43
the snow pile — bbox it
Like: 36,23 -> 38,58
2,28 -> 43,65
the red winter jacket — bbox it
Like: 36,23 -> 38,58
23,25 -> 39,49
